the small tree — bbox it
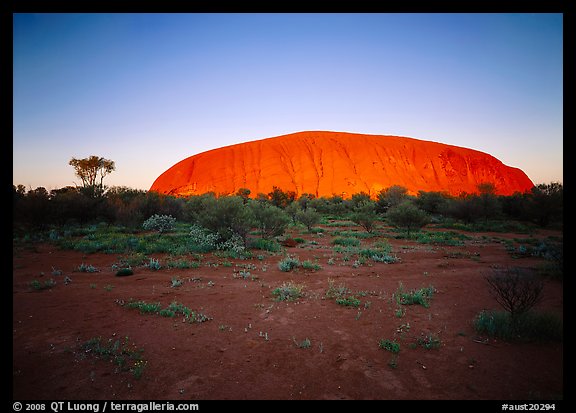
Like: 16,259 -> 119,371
477,182 -> 502,221
295,208 -> 321,231
69,156 -> 115,197
236,188 -> 251,204
414,190 -> 451,215
284,202 -> 301,224
349,202 -> 379,233
484,267 -> 544,321
376,185 -> 410,214
268,186 -> 295,208
526,182 -> 563,227
249,201 -> 290,239
197,196 -> 255,246
386,201 -> 429,236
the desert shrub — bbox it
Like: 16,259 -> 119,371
415,230 -> 469,246
335,296 -> 361,308
115,267 -> 134,277
293,337 -> 312,349
325,278 -> 351,300
249,238 -> 282,252
80,336 -> 145,379
295,208 -> 321,231
332,237 -> 361,247
125,300 -> 211,323
166,258 -> 200,269
268,186 -> 296,208
196,196 -> 254,245
524,182 -> 563,227
250,201 -> 290,239
376,185 -> 411,213
365,252 -> 400,263
300,260 -> 322,271
142,214 -> 176,234
349,202 -> 380,233
395,283 -> 435,308
414,190 -> 452,214
216,232 -> 246,254
188,224 -> 219,252
416,332 -> 442,349
358,240 -> 399,263
386,202 -> 429,235
484,267 -> 544,320
77,263 -> 99,273
145,258 -> 162,271
473,310 -> 562,342
272,281 -> 305,301
378,339 -> 400,354
30,279 -> 56,291
531,240 -> 563,279
278,256 -> 301,272
125,300 -> 163,314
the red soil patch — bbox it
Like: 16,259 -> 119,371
13,226 -> 562,400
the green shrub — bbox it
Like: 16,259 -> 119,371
293,337 -> 311,349
80,336 -> 145,379
125,300 -> 162,314
30,278 -> 56,291
300,260 -> 322,271
170,277 -> 183,288
166,258 -> 200,269
386,202 -> 429,235
249,238 -> 282,252
416,332 -> 441,349
332,237 -> 361,247
295,208 -> 321,231
196,196 -> 254,246
379,339 -> 400,354
272,281 -> 304,301
335,296 -> 361,308
115,267 -> 134,277
124,300 -> 211,323
77,263 -> 99,273
142,214 -> 176,234
395,283 -> 435,308
188,224 -> 218,252
146,258 -> 162,271
349,202 -> 379,233
474,309 -> 562,342
415,231 -> 469,246
325,278 -> 351,300
278,256 -> 301,272
249,201 -> 290,239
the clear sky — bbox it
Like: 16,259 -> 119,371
13,13 -> 563,191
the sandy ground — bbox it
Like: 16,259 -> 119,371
12,224 -> 563,400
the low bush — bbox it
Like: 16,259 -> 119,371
378,339 -> 400,354
272,281 -> 304,301
142,214 -> 176,234
395,283 -> 435,308
278,256 -> 301,272
473,310 -> 562,342
115,267 -> 134,277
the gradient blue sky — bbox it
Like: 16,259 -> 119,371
13,13 -> 563,191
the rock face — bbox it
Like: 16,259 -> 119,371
150,131 -> 534,198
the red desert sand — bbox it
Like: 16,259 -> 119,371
13,226 -> 562,400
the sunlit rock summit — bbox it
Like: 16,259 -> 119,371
150,131 -> 534,198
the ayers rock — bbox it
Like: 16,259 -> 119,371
150,131 -> 534,198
